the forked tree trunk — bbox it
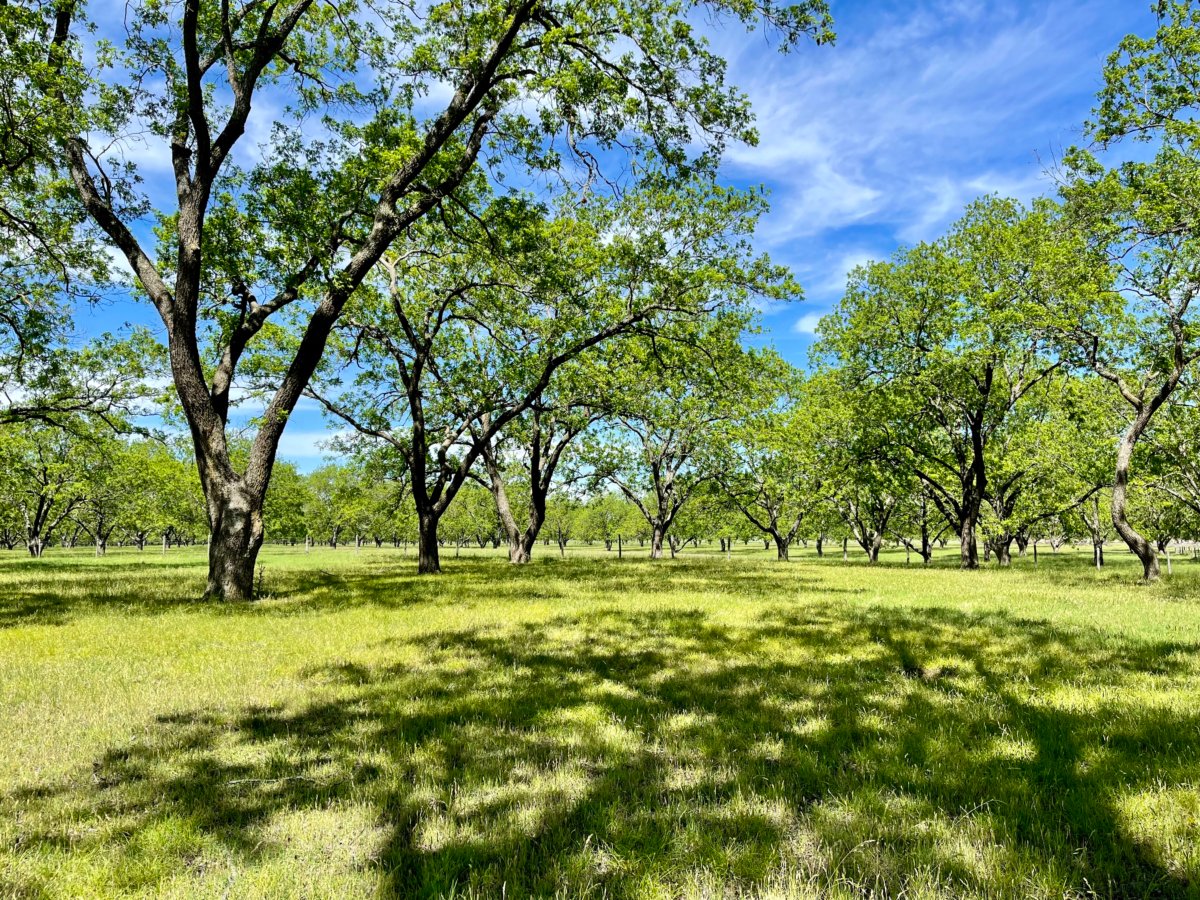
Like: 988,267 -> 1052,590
994,538 -> 1012,567
205,482 -> 264,601
774,533 -> 789,561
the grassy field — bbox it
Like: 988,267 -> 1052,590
0,543 -> 1198,899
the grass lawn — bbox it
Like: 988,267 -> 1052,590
0,543 -> 1198,898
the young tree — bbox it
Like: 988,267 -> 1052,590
0,422 -> 86,556
715,368 -> 828,561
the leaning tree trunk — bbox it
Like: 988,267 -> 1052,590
417,511 -> 441,575
1112,418 -> 1159,581
205,481 -> 265,601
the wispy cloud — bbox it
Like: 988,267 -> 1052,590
719,1 -> 1151,268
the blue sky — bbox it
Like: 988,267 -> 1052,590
716,0 -> 1156,359
78,0 -> 1158,467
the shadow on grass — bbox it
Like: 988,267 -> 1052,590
0,555 -> 860,629
4,602 -> 1199,897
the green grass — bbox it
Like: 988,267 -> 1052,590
0,543 -> 1198,898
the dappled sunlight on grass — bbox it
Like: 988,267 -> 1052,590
0,547 -> 1198,897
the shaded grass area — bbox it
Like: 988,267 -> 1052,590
0,547 -> 1198,898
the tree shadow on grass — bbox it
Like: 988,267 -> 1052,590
4,604 -> 1200,897
0,556 -> 857,629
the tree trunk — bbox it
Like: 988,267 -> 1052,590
867,534 -> 881,564
509,534 -> 533,564
995,538 -> 1012,567
204,483 -> 264,602
417,512 -> 441,574
650,524 -> 666,559
1112,424 -> 1159,581
774,533 -> 789,561
816,535 -> 823,558
960,511 -> 980,570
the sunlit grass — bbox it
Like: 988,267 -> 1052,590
0,543 -> 1198,898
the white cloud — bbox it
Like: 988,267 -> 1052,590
276,429 -> 349,461
792,311 -> 827,335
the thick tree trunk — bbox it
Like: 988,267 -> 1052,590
1112,424 -> 1159,581
774,533 -> 789,561
650,524 -> 666,559
994,538 -> 1012,567
204,483 -> 264,601
960,511 -> 980,570
417,512 -> 441,574
867,534 -> 881,564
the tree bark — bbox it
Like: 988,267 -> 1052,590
417,511 -> 441,574
774,532 -> 790,561
650,523 -> 666,559
1112,424 -> 1159,581
960,509 -> 980,569
204,482 -> 264,601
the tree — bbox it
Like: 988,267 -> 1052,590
6,0 -> 831,599
0,422 -> 85,556
1092,1 -> 1200,152
480,399 -> 596,564
118,439 -> 205,552
715,367 -> 827,560
590,328 -> 765,559
818,196 -> 1106,569
263,460 -> 312,546
438,484 -> 499,554
543,492 -> 581,558
579,492 -> 640,552
1057,144 -> 1200,580
312,177 -> 791,573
